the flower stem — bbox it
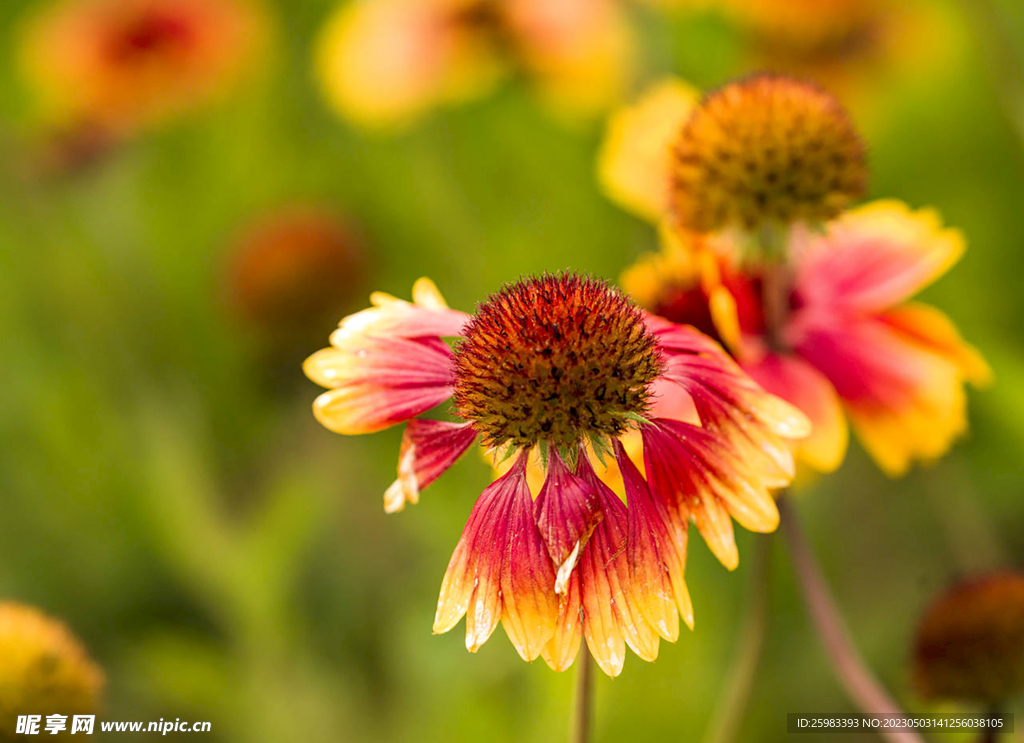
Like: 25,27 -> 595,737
572,651 -> 593,743
778,499 -> 926,743
978,705 -> 1002,743
701,533 -> 773,743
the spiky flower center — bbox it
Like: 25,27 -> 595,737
670,74 -> 866,234
453,274 -> 663,452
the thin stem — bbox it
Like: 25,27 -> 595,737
572,651 -> 593,743
778,499 -> 926,743
702,533 -> 773,743
977,704 -> 1004,743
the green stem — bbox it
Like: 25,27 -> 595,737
778,499 -> 926,743
701,533 -> 773,743
572,652 -> 593,743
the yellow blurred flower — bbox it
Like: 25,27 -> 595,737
314,0 -> 634,130
18,0 -> 265,135
0,603 -> 104,734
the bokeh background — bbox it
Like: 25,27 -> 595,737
1,0 -> 1023,740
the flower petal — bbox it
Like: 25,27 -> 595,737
500,467 -> 561,661
743,352 -> 849,473
576,456 -> 661,674
534,449 -> 604,594
305,279 -> 467,435
641,417 -> 788,570
311,381 -> 454,435
332,283 -> 469,342
597,78 -> 699,221
617,439 -> 690,638
541,571 -> 583,672
434,455 -> 557,656
794,200 -> 965,313
795,313 -> 974,476
881,302 -> 992,387
384,420 -> 478,513
651,320 -> 811,486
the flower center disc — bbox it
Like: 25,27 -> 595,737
453,274 -> 663,452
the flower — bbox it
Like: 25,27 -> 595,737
622,202 -> 990,475
18,0 -> 264,135
0,603 -> 104,733
601,76 -> 987,475
912,572 -> 1024,705
669,74 -> 866,235
314,0 -> 633,129
222,206 -> 368,343
305,274 -> 809,674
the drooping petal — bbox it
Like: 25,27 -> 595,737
500,476 -> 562,661
650,319 -> 811,493
384,420 -> 478,513
642,417 -> 788,570
794,313 -> 975,476
534,449 -> 604,594
616,439 -> 690,638
743,352 -> 849,473
794,200 -> 965,313
434,455 -> 557,657
597,78 -> 699,221
575,456 -> 661,675
541,570 -> 583,672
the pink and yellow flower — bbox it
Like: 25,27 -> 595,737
601,75 -> 989,476
314,0 -> 633,129
18,0 -> 264,135
305,274 -> 808,674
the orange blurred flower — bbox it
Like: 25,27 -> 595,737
314,0 -> 633,129
602,75 -> 989,475
19,0 -> 265,135
304,274 -> 808,674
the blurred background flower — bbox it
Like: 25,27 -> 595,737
18,0 -> 265,134
912,572 -> 1024,707
314,0 -> 634,129
1,0 -> 1024,740
0,603 -> 104,736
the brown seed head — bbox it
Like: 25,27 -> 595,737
912,572 -> 1024,705
453,274 -> 663,452
670,73 -> 866,234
